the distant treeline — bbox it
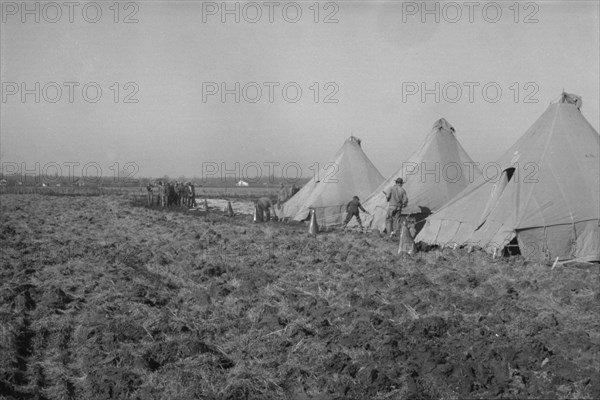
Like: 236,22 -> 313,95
0,175 -> 311,188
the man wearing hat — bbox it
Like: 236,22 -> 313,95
384,177 -> 408,238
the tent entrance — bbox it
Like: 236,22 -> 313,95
476,167 -> 517,231
502,237 -> 521,256
505,167 -> 516,182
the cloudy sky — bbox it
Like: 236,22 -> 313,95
1,1 -> 598,182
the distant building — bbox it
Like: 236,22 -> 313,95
236,180 -> 249,187
0,179 -> 7,186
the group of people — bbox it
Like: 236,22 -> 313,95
340,177 -> 408,236
254,178 -> 409,237
146,181 -> 197,208
147,177 -> 408,236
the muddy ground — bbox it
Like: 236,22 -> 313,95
1,194 -> 598,399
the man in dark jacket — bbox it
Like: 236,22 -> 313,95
167,183 -> 178,207
342,196 -> 368,231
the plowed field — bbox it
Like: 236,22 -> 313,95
1,194 -> 598,399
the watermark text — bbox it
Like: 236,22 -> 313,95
401,82 -> 539,104
202,82 -> 339,104
1,81 -> 140,104
1,1 -> 140,23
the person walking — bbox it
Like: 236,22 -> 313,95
384,178 -> 408,238
342,196 -> 368,232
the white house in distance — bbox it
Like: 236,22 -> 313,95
236,180 -> 249,187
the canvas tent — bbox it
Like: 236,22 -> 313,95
351,118 -> 482,233
281,136 -> 384,226
416,93 -> 600,262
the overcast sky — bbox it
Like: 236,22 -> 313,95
1,1 -> 599,182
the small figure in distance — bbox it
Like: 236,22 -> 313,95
177,181 -> 187,207
156,181 -> 164,207
167,182 -> 178,207
159,181 -> 167,207
187,182 -> 197,208
384,177 -> 408,238
146,182 -> 154,206
342,195 -> 369,232
256,197 -> 273,222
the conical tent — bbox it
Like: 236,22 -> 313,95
416,93 -> 600,262
352,118 -> 482,232
282,136 -> 384,226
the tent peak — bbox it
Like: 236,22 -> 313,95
557,92 -> 582,110
346,136 -> 362,146
433,118 -> 456,136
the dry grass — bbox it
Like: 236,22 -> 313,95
0,193 -> 598,399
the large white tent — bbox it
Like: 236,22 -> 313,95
282,136 -> 384,227
352,119 -> 482,233
416,93 -> 600,262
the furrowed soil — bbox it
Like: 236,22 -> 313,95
1,194 -> 598,400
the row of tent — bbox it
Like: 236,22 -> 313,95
277,93 -> 600,263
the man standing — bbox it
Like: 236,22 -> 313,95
177,182 -> 186,207
156,182 -> 163,207
384,178 -> 408,238
187,182 -> 197,207
146,183 -> 154,205
167,183 -> 177,207
160,182 -> 167,207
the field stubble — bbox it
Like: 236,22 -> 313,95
0,194 -> 598,399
